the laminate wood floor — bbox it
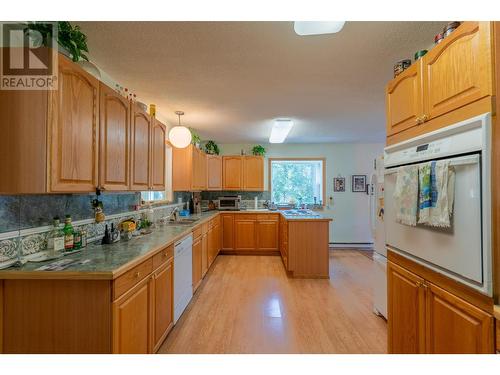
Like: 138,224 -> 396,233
158,250 -> 387,354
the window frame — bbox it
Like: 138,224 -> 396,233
268,157 -> 326,206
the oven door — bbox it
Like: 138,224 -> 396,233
384,154 -> 483,286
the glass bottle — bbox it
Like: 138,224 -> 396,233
63,215 -> 74,251
47,217 -> 65,256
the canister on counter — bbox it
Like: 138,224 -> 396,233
434,32 -> 444,45
443,21 -> 461,38
414,50 -> 428,61
393,59 -> 411,77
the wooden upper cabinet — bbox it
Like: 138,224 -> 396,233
223,156 -> 243,190
426,283 -> 493,353
130,103 -> 152,190
243,156 -> 264,191
386,61 -> 423,137
422,22 -> 493,121
172,145 -> 207,191
99,83 -> 130,191
192,147 -> 207,191
49,55 -> 99,192
387,261 -> 426,354
151,119 -> 167,191
206,155 -> 223,190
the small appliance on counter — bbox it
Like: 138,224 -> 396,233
218,195 -> 241,211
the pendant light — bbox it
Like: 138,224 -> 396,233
169,110 -> 192,148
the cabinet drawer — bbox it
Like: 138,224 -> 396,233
235,214 -> 257,220
153,244 -> 174,270
257,214 -> 279,221
114,258 -> 153,300
192,226 -> 202,240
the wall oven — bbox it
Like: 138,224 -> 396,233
384,113 -> 492,296
218,195 -> 241,211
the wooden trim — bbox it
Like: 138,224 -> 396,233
267,157 -> 327,206
492,22 -> 500,305
388,249 -> 494,313
219,250 -> 280,256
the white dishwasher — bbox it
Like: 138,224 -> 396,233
173,234 -> 193,323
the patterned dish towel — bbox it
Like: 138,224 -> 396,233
418,160 -> 455,227
394,165 -> 419,226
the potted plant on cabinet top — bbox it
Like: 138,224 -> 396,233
252,145 -> 266,156
190,128 -> 202,149
205,140 -> 220,155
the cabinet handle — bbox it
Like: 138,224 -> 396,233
415,117 -> 420,124
134,271 -> 140,278
422,114 -> 428,122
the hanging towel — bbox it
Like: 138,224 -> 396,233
393,165 -> 419,226
418,160 -> 455,227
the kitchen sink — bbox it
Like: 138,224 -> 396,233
167,218 -> 199,225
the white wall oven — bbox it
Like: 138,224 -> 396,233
384,113 -> 492,296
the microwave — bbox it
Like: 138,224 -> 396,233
218,196 -> 241,211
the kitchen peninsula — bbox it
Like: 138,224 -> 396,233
0,209 -> 331,354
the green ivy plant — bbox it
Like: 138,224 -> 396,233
24,21 -> 89,62
190,128 -> 202,147
252,145 -> 266,156
205,140 -> 220,155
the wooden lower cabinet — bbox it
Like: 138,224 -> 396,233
221,213 -> 235,250
387,261 -> 426,354
201,230 -> 208,276
152,261 -> 174,352
256,218 -> 278,251
192,235 -> 203,292
388,257 -> 494,354
234,217 -> 257,250
112,277 -> 152,354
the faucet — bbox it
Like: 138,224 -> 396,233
168,207 -> 180,222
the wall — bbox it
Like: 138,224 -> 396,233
217,143 -> 384,244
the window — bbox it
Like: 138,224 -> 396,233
141,144 -> 173,203
270,158 -> 325,205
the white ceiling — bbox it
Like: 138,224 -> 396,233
79,21 -> 444,144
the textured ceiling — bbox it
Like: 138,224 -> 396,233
79,21 -> 444,143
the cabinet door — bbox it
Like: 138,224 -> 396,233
151,119 -> 166,191
201,233 -> 208,276
257,220 -> 278,251
426,283 -> 493,353
130,104 -> 151,190
422,22 -> 493,121
214,223 -> 221,256
279,216 -> 288,267
387,261 -> 426,354
385,62 -> 423,137
99,83 -> 130,191
112,278 -> 152,354
192,237 -> 202,292
192,148 -> 207,191
207,227 -> 215,267
222,156 -> 243,190
207,155 -> 222,190
172,144 -> 193,191
234,219 -> 257,251
152,261 -> 173,352
221,214 -> 234,250
49,56 -> 99,192
243,156 -> 264,191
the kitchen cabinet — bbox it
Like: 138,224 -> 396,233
49,55 -> 100,192
386,21 -> 494,144
207,225 -> 215,268
201,223 -> 209,277
112,277 -> 152,354
151,119 -> 167,191
152,261 -> 174,352
222,156 -> 243,190
99,82 -> 131,191
386,62 -> 423,137
206,154 -> 223,190
279,215 -> 288,267
221,214 -> 235,250
243,156 -> 264,191
130,103 -> 152,190
192,235 -> 203,292
172,144 -> 207,191
387,254 -> 495,354
256,215 -> 279,251
234,215 -> 257,251
387,261 -> 426,354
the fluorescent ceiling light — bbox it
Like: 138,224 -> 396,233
270,119 -> 293,143
293,21 -> 345,36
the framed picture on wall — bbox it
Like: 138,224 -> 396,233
333,177 -> 345,192
352,175 -> 367,193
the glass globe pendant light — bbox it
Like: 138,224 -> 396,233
168,110 -> 192,148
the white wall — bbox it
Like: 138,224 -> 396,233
218,143 -> 384,244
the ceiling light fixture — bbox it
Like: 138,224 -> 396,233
293,21 -> 346,36
269,119 -> 294,143
168,111 -> 192,148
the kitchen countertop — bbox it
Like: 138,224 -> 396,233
0,209 -> 331,279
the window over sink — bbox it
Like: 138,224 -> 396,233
270,158 -> 325,206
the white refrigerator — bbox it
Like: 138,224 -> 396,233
370,155 -> 386,319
